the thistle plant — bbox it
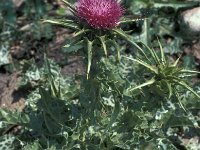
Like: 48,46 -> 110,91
44,0 -> 200,137
49,0 -> 200,103
44,0 -> 144,78
1,0 -> 200,149
124,41 -> 200,110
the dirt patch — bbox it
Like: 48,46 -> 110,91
0,72 -> 25,110
61,56 -> 85,76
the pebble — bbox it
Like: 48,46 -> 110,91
181,7 -> 200,32
179,7 -> 200,38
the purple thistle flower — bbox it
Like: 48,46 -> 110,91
76,0 -> 123,29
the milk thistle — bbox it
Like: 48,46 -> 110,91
44,0 -> 145,78
76,0 -> 123,29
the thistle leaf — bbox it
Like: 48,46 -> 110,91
174,80 -> 200,99
179,70 -> 200,74
119,17 -> 147,24
105,97 -> 120,131
173,55 -> 182,67
175,90 -> 187,112
44,56 -> 60,98
74,29 -> 89,38
61,0 -> 76,13
141,42 -> 160,65
114,42 -> 121,62
158,38 -> 166,65
129,78 -> 156,92
86,39 -> 93,79
43,19 -> 80,30
63,40 -> 84,53
123,56 -> 158,74
98,36 -> 108,57
113,28 -> 150,62
110,40 -> 121,61
165,81 -> 172,99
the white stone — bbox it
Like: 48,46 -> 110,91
181,7 -> 200,32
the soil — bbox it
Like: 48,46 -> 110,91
0,72 -> 25,111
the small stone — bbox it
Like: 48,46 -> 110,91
179,7 -> 200,40
181,7 -> 200,32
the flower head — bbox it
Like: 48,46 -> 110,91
76,0 -> 123,29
